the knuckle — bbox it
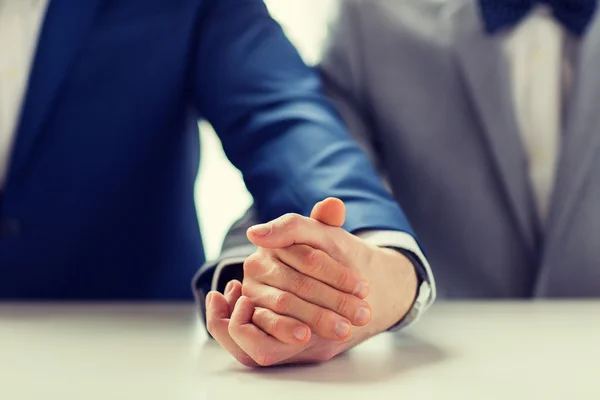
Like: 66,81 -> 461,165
268,317 -> 285,337
301,248 -> 324,274
274,291 -> 293,314
277,213 -> 300,230
243,253 -> 264,276
293,273 -> 315,297
333,268 -> 350,289
334,294 -> 349,315
311,308 -> 326,330
255,309 -> 281,337
251,307 -> 266,323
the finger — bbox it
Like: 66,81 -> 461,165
244,284 -> 352,341
310,198 -> 345,227
247,214 -> 358,267
258,254 -> 371,325
205,292 -> 258,367
224,280 -> 243,314
252,307 -> 312,345
275,244 -> 370,299
229,296 -> 302,366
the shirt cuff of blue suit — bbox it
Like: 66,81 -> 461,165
208,230 -> 437,332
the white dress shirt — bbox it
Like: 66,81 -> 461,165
503,6 -> 575,224
0,0 -> 436,322
0,0 -> 49,188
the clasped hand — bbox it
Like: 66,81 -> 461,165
206,198 -> 416,367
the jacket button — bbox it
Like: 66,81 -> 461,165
0,218 -> 21,238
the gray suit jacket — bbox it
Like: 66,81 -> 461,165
197,0 -> 600,299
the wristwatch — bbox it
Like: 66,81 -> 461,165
387,249 -> 434,332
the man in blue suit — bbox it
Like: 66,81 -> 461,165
0,0 -> 434,365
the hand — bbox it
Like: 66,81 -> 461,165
206,198 -> 419,366
240,198 -> 372,342
206,198 -> 369,366
205,279 -> 368,367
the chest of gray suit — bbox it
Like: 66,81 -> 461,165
320,0 -> 600,297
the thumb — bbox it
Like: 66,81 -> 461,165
310,197 -> 346,227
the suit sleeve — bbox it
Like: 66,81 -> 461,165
192,0 -> 420,321
193,0 -> 415,234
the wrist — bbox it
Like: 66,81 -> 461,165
365,248 -> 418,333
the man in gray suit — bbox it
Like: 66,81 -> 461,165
305,0 -> 600,298
199,0 -> 600,364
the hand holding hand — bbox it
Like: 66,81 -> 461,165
206,198 -> 418,366
241,198 -> 372,343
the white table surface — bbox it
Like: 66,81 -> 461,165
1,302 -> 598,400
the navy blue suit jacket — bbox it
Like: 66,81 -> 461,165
0,0 -> 415,300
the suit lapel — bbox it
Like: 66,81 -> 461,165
542,15 -> 600,260
452,2 -> 538,251
6,0 -> 102,184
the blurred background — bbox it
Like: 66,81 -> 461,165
195,0 -> 337,260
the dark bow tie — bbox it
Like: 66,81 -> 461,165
479,0 -> 597,37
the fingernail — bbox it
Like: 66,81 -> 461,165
249,223 -> 271,236
224,281 -> 233,295
293,326 -> 308,341
335,321 -> 351,338
353,281 -> 370,299
206,293 -> 213,306
354,307 -> 371,325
